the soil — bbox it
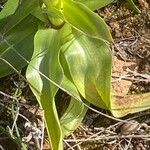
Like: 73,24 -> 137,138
0,0 -> 150,150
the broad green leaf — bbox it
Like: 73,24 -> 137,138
26,24 -> 88,149
111,93 -> 150,118
46,7 -> 64,27
26,24 -> 88,150
1,0 -> 39,34
43,0 -> 61,9
62,0 -> 113,42
74,0 -> 114,10
31,6 -> 48,22
61,27 -> 112,109
0,16 -> 38,78
26,28 -> 65,150
126,0 -> 141,14
0,0 -> 40,77
60,56 -> 87,137
60,98 -> 87,138
0,0 -> 19,20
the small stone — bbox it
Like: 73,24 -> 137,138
120,120 -> 140,134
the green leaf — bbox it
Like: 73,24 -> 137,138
26,24 -> 109,150
26,24 -> 90,150
62,0 -> 113,42
0,16 -> 38,78
43,0 -> 61,9
46,7 -> 64,27
61,27 -> 112,109
0,0 -> 19,20
31,5 -> 48,22
0,0 -> 40,77
60,97 -> 87,138
74,0 -> 114,10
1,0 -> 39,34
26,28 -> 65,150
